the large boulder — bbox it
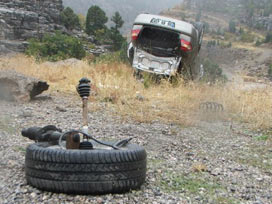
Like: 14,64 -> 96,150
0,70 -> 49,102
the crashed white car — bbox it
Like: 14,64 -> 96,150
127,14 -> 204,79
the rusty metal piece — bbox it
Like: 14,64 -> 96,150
82,97 -> 88,129
199,102 -> 224,112
66,133 -> 80,149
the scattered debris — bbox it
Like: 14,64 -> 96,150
199,102 -> 224,112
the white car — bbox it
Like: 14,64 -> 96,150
128,14 -> 204,79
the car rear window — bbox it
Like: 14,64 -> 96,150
137,26 -> 180,57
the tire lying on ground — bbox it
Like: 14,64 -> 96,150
25,142 -> 147,194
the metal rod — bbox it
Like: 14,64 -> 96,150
82,97 -> 89,135
82,97 -> 88,126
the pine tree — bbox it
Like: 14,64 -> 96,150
110,12 -> 125,51
111,12 -> 124,31
60,7 -> 80,30
86,6 -> 108,35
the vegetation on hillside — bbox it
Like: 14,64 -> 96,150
60,7 -> 80,30
26,5 -> 127,61
26,32 -> 86,61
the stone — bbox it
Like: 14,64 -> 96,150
0,0 -> 64,53
0,70 -> 49,102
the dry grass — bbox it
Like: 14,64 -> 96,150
192,163 -> 208,173
1,54 -> 272,130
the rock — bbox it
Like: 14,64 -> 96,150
136,93 -> 145,102
0,0 -> 64,53
30,192 -> 37,198
211,168 -> 221,176
56,106 -> 67,112
0,70 -> 49,102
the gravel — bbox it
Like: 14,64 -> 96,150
0,93 -> 271,204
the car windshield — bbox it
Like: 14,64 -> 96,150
137,26 -> 180,57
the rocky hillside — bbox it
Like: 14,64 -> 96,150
62,0 -> 181,33
186,0 -> 272,31
0,0 -> 64,53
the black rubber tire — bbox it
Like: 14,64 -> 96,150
25,142 -> 147,195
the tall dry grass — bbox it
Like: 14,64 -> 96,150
1,54 -> 272,130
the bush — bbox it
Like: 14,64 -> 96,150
207,40 -> 216,48
268,64 -> 272,79
240,32 -> 255,43
195,10 -> 202,21
26,32 -> 86,61
202,59 -> 227,83
94,28 -> 111,45
93,42 -> 128,64
229,20 -> 236,33
203,21 -> 210,33
264,32 -> 272,43
255,39 -> 263,46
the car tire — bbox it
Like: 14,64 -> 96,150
25,142 -> 147,195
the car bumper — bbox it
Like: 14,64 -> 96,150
132,48 -> 181,76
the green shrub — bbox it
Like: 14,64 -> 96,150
268,64 -> 272,79
219,41 -> 232,48
94,28 -> 111,45
203,21 -> 210,33
240,32 -> 255,43
229,20 -> 236,33
202,59 -> 227,83
93,42 -> 128,64
26,32 -> 86,62
93,52 -> 121,64
264,32 -> 272,43
255,39 -> 263,46
195,10 -> 202,21
207,40 -> 216,48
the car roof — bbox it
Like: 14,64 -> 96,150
133,14 -> 195,36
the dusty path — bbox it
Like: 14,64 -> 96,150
217,45 -> 272,91
0,93 -> 271,204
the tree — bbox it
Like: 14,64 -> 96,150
229,20 -> 236,33
109,28 -> 125,51
60,7 -> 80,30
78,13 -> 86,30
195,10 -> 202,21
86,6 -> 108,35
111,12 -> 124,32
109,12 -> 125,51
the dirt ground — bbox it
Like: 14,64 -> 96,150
0,42 -> 272,204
